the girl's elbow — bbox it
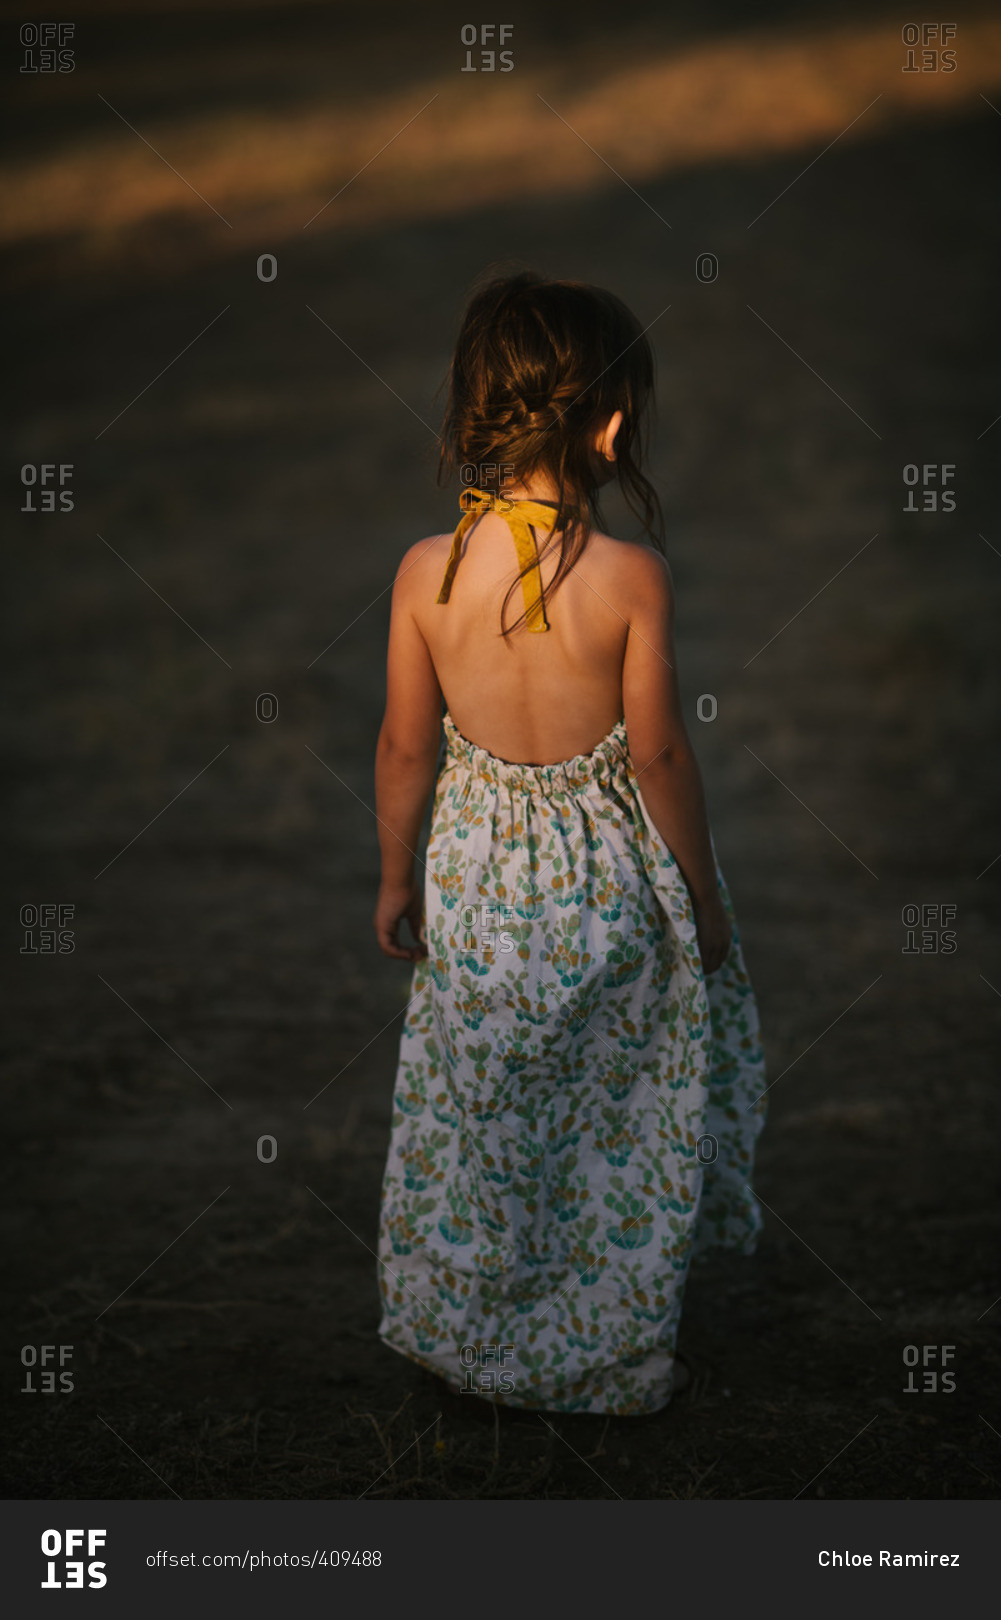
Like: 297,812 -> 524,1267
631,741 -> 696,780
377,726 -> 437,769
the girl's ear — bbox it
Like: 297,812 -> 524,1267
599,410 -> 624,462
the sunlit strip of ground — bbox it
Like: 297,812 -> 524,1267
3,16 -> 1000,251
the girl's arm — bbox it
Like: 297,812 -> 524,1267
373,544 -> 442,961
621,549 -> 732,974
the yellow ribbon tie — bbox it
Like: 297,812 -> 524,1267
436,487 -> 556,632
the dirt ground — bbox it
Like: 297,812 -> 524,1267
4,1 -> 1001,1499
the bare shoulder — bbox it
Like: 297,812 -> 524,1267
393,534 -> 452,594
583,530 -> 673,616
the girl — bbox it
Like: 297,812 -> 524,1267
373,272 -> 766,1416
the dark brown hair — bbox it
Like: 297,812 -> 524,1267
438,270 -> 664,634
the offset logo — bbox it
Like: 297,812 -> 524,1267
460,24 -> 514,72
40,1529 -> 107,1589
902,1344 -> 956,1393
20,463 -> 74,512
21,1344 -> 74,1392
20,23 -> 75,72
901,23 -> 958,71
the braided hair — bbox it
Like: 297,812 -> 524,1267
438,270 -> 664,635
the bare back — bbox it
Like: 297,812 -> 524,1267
402,512 -> 645,765
377,495 -> 720,954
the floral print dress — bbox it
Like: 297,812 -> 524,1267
376,711 -> 767,1415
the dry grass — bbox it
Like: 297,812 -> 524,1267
4,12 -> 1001,267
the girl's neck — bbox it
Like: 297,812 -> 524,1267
497,475 -> 561,503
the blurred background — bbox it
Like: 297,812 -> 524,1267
4,0 -> 1001,1499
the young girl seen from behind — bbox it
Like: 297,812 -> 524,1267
373,272 -> 766,1415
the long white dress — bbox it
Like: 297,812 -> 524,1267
376,711 -> 767,1414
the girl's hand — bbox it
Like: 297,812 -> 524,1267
374,880 -> 427,961
694,892 -> 732,976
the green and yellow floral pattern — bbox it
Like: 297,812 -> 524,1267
377,715 -> 766,1414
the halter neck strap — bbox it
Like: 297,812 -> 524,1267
436,487 -> 557,632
